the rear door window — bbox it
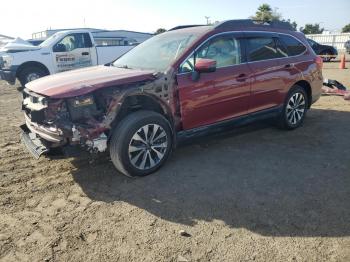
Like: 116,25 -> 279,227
245,37 -> 282,62
275,38 -> 289,58
279,35 -> 307,56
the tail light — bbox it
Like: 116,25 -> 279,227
315,56 -> 323,70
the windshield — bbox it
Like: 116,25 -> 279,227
113,29 -> 205,71
39,32 -> 64,47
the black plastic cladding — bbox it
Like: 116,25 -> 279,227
215,19 -> 296,31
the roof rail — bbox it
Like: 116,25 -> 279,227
169,25 -> 206,31
215,19 -> 295,31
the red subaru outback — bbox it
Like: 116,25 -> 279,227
21,20 -> 323,177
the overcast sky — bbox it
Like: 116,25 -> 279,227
0,0 -> 349,39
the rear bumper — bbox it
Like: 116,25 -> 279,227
20,124 -> 49,159
0,68 -> 16,85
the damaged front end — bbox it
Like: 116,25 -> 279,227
20,88 -> 116,158
20,66 -> 176,159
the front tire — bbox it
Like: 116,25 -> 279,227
277,85 -> 308,130
109,110 -> 173,177
18,66 -> 48,87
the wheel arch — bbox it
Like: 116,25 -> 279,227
16,61 -> 50,79
111,93 -> 174,132
294,80 -> 312,108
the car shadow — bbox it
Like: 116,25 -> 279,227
70,108 -> 350,237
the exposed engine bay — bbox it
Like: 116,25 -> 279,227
20,70 -> 177,157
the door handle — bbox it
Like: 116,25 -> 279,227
82,52 -> 89,56
236,73 -> 247,82
284,63 -> 294,68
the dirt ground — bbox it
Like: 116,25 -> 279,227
0,62 -> 349,262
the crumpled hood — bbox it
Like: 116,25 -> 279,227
3,37 -> 39,52
26,66 -> 157,98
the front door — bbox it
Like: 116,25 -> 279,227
52,33 -> 93,73
176,34 -> 252,130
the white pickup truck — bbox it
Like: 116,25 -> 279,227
0,30 -> 135,86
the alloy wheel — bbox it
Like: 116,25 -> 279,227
128,124 -> 168,170
286,92 -> 306,125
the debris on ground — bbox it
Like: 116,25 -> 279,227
179,230 -> 191,237
322,79 -> 350,101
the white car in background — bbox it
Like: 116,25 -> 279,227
0,30 -> 136,86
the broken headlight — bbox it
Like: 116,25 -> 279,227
71,96 -> 94,107
66,95 -> 100,121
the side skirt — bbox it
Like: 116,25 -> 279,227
176,106 -> 283,142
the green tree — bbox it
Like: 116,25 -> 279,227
282,19 -> 298,31
155,28 -> 166,35
300,23 -> 324,34
251,4 -> 297,30
251,4 -> 281,22
342,24 -> 350,33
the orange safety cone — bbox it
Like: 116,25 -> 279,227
339,54 -> 346,69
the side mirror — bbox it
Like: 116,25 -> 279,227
194,58 -> 217,73
53,43 -> 67,52
192,58 -> 217,81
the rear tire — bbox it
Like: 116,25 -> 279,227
18,66 -> 48,87
109,110 -> 173,177
277,85 -> 308,130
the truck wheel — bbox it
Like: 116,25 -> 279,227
277,85 -> 308,130
18,66 -> 48,87
109,110 -> 173,177
321,51 -> 332,62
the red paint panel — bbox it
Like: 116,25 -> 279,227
26,66 -> 156,99
247,59 -> 288,113
177,64 -> 252,130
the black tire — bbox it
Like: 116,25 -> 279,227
109,110 -> 173,177
277,85 -> 308,130
18,66 -> 48,87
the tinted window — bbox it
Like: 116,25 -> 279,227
246,37 -> 282,62
180,35 -> 241,73
275,38 -> 289,58
307,39 -> 319,48
53,33 -> 92,52
279,35 -> 306,56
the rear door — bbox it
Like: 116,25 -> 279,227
244,32 -> 290,113
176,33 -> 252,130
276,34 -> 308,95
52,33 -> 94,73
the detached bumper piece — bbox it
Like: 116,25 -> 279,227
20,124 -> 49,159
0,69 -> 16,85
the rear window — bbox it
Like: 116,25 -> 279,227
246,37 -> 283,62
279,35 -> 306,56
